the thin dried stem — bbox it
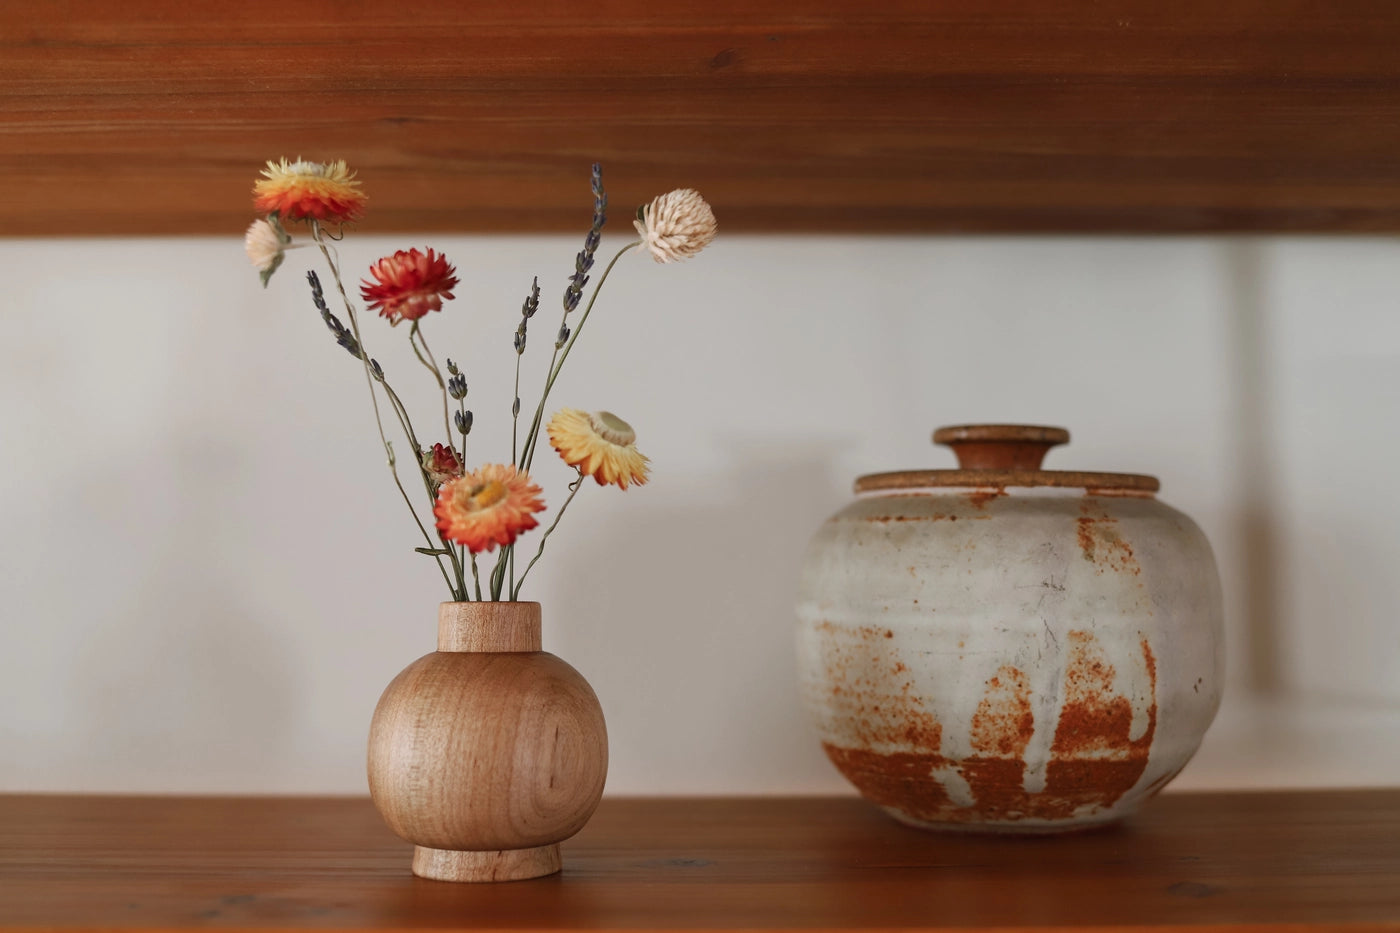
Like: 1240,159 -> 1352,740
310,221 -> 460,599
512,469 -> 585,599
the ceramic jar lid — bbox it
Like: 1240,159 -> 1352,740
854,424 -> 1160,494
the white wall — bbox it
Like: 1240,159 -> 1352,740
1,234 -> 1397,794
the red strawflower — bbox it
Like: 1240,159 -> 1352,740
421,443 -> 464,487
360,248 -> 459,326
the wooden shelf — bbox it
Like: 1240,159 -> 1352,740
5,2 -> 1400,235
3,792 -> 1399,930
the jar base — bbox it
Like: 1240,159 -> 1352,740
885,805 -> 1125,835
411,844 -> 562,882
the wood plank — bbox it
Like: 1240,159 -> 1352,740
2,1 -> 1400,234
2,793 -> 1399,929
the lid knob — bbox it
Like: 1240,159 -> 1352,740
933,424 -> 1070,471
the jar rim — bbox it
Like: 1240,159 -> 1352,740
854,469 -> 1160,495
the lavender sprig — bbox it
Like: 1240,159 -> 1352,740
514,277 -> 540,355
307,270 -> 361,359
562,164 -> 606,314
501,165 -> 613,597
511,276 -> 541,466
516,165 -> 615,473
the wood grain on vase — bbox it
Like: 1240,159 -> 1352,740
367,602 -> 608,882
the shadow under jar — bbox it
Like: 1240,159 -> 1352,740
796,425 -> 1223,832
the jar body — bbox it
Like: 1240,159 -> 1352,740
796,487 -> 1223,831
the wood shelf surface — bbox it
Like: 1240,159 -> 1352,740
5,1 -> 1400,235
2,791 -> 1399,930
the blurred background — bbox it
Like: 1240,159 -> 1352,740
2,233 -> 1397,794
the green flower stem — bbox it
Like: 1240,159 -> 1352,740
409,322 -> 453,445
310,221 -> 460,600
489,549 -> 509,601
387,445 -> 457,596
519,241 -> 639,471
512,469 -> 585,599
495,240 -> 639,600
381,379 -> 468,598
470,553 -> 483,601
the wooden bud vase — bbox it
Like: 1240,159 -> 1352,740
367,602 -> 608,882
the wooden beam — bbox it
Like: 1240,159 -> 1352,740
4,1 -> 1400,234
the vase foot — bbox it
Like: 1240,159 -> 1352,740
411,844 -> 562,882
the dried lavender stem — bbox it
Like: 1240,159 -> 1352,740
310,221 -> 461,599
381,377 -> 468,596
520,241 -> 639,471
511,351 -> 523,466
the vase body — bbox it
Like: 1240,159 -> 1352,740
367,602 -> 607,881
796,425 -> 1223,832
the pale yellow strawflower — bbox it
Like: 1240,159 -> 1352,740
633,189 -> 716,263
547,409 -> 650,489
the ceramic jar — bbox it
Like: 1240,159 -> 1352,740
796,425 -> 1223,831
367,602 -> 608,881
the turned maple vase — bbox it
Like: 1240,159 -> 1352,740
367,602 -> 607,881
796,425 -> 1223,831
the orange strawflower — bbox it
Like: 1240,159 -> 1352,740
360,248 -> 459,326
547,409 -> 650,489
434,464 -> 545,553
253,158 -> 367,225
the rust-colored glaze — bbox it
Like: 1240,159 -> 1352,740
965,489 -> 1006,508
1043,633 -> 1157,813
816,616 -> 951,819
816,622 -> 942,752
969,667 -> 1034,757
815,620 -> 1160,826
956,759 -> 1033,820
959,666 -> 1037,819
1076,517 -> 1098,562
1075,501 -> 1142,575
821,745 -> 952,820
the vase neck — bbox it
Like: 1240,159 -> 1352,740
437,602 -> 542,652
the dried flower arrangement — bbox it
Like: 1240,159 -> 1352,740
245,159 -> 715,601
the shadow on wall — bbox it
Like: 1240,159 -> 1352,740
551,438 -> 853,794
